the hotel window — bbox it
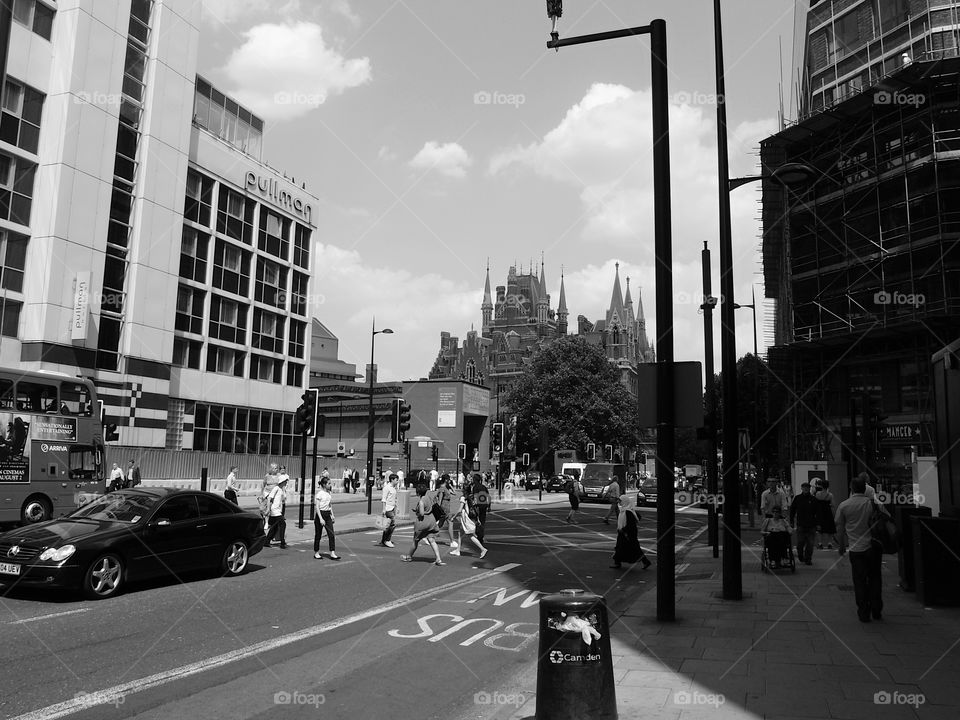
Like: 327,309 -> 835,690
290,271 -> 308,316
212,239 -> 251,296
209,295 -> 247,344
179,227 -> 209,283
255,258 -> 287,308
172,338 -> 201,369
184,170 -> 213,226
122,40 -> 148,103
206,345 -> 245,377
258,208 -> 289,259
1,79 -> 43,154
175,285 -> 204,334
0,297 -> 21,338
193,77 -> 264,159
288,319 -> 306,359
217,186 -> 255,243
252,309 -> 284,353
250,355 -> 282,383
293,224 -> 310,269
11,0 -> 54,41
0,229 -> 27,292
286,363 -> 304,387
0,152 -> 36,226
128,0 -> 150,46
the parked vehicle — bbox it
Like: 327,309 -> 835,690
0,488 -> 266,599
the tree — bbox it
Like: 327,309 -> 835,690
502,336 -> 638,464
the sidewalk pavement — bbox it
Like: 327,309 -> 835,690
505,520 -> 960,720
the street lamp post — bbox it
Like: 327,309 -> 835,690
546,2 -> 676,621
366,320 -> 393,515
734,288 -> 758,529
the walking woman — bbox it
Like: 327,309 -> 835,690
401,483 -> 445,565
610,495 -> 651,570
224,466 -> 240,505
435,475 -> 457,549
450,492 -> 488,558
313,477 -> 340,560
815,480 -> 837,549
565,475 -> 584,524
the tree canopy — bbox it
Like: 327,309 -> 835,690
501,336 -> 638,461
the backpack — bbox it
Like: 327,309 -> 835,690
431,490 -> 447,522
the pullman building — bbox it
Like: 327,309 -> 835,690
0,1 -> 321,463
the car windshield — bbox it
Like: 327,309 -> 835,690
68,493 -> 157,523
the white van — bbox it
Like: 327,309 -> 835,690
560,462 -> 586,481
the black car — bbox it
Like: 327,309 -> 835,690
523,473 -> 543,490
0,488 -> 266,599
545,475 -> 569,493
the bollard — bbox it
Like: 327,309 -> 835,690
200,467 -> 208,493
536,589 -> 617,720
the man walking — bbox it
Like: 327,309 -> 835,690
224,466 -> 240,504
265,476 -> 289,549
124,460 -> 142,489
602,477 -> 621,524
375,474 -> 398,548
466,474 -> 490,543
760,477 -> 788,518
790,481 -> 819,565
836,475 -> 883,622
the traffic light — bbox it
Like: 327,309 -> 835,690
104,422 -> 119,442
492,422 -> 504,453
398,401 -> 411,442
586,442 -> 596,461
431,445 -> 439,462
522,452 -> 530,467
315,413 -> 326,438
605,444 -> 613,460
458,443 -> 467,460
295,388 -> 319,436
403,440 -> 410,457
640,452 -> 647,466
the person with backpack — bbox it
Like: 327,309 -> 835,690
565,475 -> 584,524
466,474 -> 490,544
265,476 -> 289,549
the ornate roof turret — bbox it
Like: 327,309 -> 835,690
606,262 -> 626,329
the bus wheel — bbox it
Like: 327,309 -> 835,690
21,496 -> 52,524
83,554 -> 123,599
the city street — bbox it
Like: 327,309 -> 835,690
0,501 -> 707,720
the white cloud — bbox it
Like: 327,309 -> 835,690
313,244 -> 481,381
220,22 -> 371,121
409,141 -> 473,179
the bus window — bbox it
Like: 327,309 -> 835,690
61,382 -> 93,416
69,445 -> 97,480
16,381 -> 58,413
0,378 -> 12,409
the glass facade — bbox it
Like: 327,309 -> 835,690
193,77 -> 263,159
193,402 -> 301,456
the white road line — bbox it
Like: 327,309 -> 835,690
7,609 -> 89,625
9,562 -> 523,720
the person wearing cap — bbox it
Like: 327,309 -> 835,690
374,474 -> 398,548
465,474 -> 490,544
790,481 -> 819,565
265,476 -> 288,549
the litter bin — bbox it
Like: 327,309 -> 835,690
896,505 -> 932,591
535,589 -> 617,720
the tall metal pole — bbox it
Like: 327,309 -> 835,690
715,0 -> 742,600
701,242 -> 719,557
366,319 -> 376,515
310,432 -> 318,522
650,19 -> 676,622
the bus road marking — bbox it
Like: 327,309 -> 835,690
8,609 -> 89,625
8,563 -> 522,720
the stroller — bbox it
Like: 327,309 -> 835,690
761,529 -> 796,573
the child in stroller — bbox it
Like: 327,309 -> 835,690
760,505 -> 795,571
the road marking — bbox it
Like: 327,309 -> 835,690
7,609 -> 89,625
9,562 -> 522,720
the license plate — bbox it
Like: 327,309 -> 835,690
0,563 -> 20,575
588,493 -> 599,498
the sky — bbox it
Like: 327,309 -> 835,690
197,0 -> 802,383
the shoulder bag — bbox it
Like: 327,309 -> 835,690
870,505 -> 899,554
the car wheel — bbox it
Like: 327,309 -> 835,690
21,496 -> 52,524
83,554 -> 123,599
222,540 -> 249,576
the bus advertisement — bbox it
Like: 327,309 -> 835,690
0,370 -> 105,524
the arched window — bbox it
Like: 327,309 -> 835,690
466,360 -> 478,383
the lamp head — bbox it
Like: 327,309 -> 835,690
546,0 -> 562,38
381,328 -> 394,335
769,162 -> 816,188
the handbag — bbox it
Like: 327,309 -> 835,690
460,509 -> 477,535
870,505 -> 899,554
374,515 -> 390,530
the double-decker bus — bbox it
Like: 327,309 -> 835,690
0,369 -> 105,524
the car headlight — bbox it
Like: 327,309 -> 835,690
39,545 -> 77,562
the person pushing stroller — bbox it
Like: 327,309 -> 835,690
761,505 -> 793,569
